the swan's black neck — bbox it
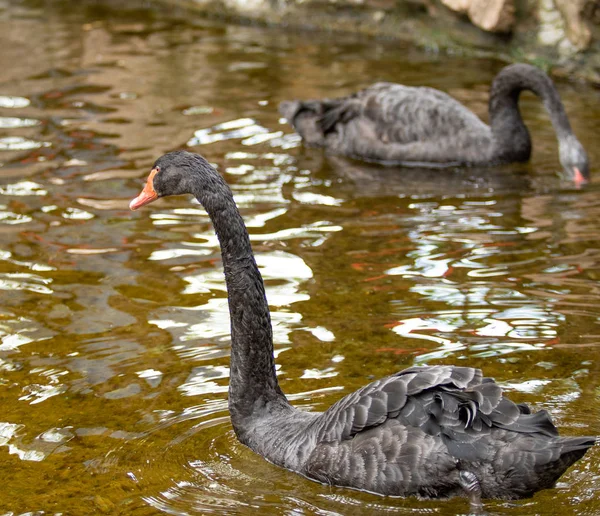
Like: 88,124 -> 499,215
190,170 -> 290,431
488,64 -> 573,163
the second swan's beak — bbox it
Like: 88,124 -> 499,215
573,167 -> 588,189
130,167 -> 159,210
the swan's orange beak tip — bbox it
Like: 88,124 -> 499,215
129,189 -> 158,210
573,167 -> 587,189
130,168 -> 159,210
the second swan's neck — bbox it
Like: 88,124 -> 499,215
488,64 -> 573,162
191,172 -> 290,434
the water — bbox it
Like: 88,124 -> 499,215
1,1 -> 599,514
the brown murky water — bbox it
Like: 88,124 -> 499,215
1,1 -> 599,514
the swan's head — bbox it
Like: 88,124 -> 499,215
559,135 -> 590,187
130,151 -> 216,210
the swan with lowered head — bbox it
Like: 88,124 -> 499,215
130,151 -> 596,514
279,64 -> 589,185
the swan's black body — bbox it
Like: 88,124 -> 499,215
279,64 -> 589,183
130,151 -> 596,512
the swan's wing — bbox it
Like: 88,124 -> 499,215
319,83 -> 489,144
311,365 -> 558,446
311,365 -> 480,441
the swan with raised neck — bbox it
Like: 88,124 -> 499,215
130,150 -> 596,513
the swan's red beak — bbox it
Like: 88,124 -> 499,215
130,168 -> 159,210
573,167 -> 588,189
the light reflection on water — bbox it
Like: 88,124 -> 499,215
0,1 -> 599,515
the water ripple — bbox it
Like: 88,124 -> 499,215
0,180 -> 47,196
0,95 -> 30,108
187,118 -> 271,146
0,117 -> 40,128
0,136 -> 50,151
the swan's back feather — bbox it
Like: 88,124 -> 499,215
330,83 -> 488,141
312,365 -> 563,446
312,365 -> 488,441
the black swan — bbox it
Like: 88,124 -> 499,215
279,64 -> 590,185
130,151 -> 596,513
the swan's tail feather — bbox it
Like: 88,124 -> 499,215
279,99 -> 355,146
558,436 -> 596,457
279,99 -> 330,146
547,436 -> 596,480
318,102 -> 360,135
482,436 -> 596,499
545,436 -> 597,486
495,409 -> 559,438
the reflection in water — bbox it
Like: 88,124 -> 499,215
150,250 -> 316,357
0,96 -> 31,108
0,1 -> 599,515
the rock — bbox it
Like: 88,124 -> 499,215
537,0 -> 592,53
469,0 -> 515,32
441,0 -> 515,33
538,0 -> 568,47
440,0 -> 470,11
553,0 -> 592,50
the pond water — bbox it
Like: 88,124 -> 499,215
1,1 -> 599,514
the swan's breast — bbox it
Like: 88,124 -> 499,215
240,407 -> 322,471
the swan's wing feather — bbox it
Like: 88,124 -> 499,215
318,99 -> 362,134
313,365 -> 485,441
339,83 -> 489,144
312,365 -> 564,451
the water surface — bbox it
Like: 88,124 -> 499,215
1,1 -> 599,514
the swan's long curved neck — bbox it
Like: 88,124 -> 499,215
191,178 -> 290,430
488,65 -> 573,162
